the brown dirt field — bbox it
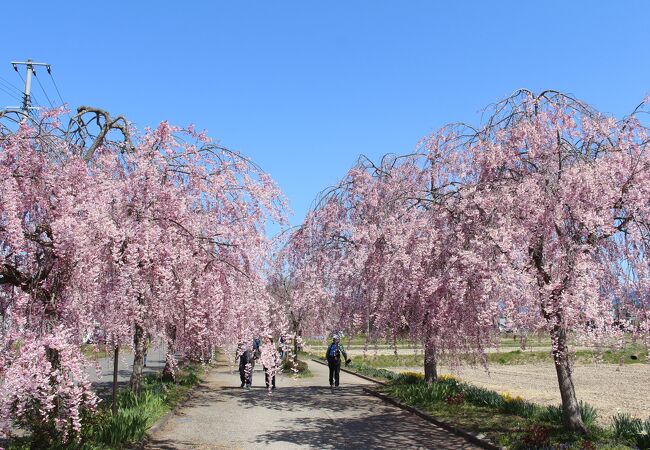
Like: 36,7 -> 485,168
388,363 -> 650,425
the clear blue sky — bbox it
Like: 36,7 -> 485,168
1,1 -> 649,227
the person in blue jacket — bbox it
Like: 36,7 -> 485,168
325,334 -> 351,389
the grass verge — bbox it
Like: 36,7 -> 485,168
342,346 -> 647,367
340,361 -> 643,449
6,363 -> 204,450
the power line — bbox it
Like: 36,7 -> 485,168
0,84 -> 22,102
0,75 -> 22,95
14,68 -> 25,85
34,72 -> 55,108
48,72 -> 66,107
46,71 -> 71,123
29,92 -> 42,108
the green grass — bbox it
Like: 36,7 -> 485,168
381,379 -> 630,449
337,360 -> 643,449
612,413 -> 650,449
305,334 -> 379,346
84,364 -> 203,448
489,347 -> 647,365
333,346 -> 647,368
306,333 -> 551,348
80,344 -> 110,359
7,364 -> 204,449
80,344 -> 136,360
307,333 -> 646,356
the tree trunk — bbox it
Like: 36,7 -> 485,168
424,339 -> 438,384
32,346 -> 61,446
293,332 -> 299,362
162,351 -> 176,382
551,325 -> 587,433
112,345 -> 119,414
162,327 -> 177,382
129,323 -> 145,394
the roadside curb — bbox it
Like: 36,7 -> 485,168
310,358 -> 386,385
362,387 -> 502,450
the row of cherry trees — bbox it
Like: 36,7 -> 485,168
282,90 -> 650,433
0,109 -> 286,442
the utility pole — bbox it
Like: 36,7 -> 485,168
11,59 -> 51,114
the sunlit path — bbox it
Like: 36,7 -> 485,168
146,360 -> 479,450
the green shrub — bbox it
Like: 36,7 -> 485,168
579,400 -> 598,427
177,365 -> 202,386
395,371 -> 423,384
281,358 -> 312,377
88,389 -> 166,447
347,361 -> 400,381
613,413 -> 650,449
538,404 -> 564,424
500,398 -> 538,418
536,401 -> 598,427
462,384 -> 503,409
282,358 -> 307,372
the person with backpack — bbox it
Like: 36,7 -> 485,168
325,334 -> 350,389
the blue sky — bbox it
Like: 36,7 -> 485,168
1,1 -> 649,227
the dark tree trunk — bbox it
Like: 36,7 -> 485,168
112,345 -> 119,414
162,352 -> 176,382
32,346 -> 61,446
129,323 -> 145,394
531,239 -> 586,433
290,315 -> 300,362
552,325 -> 587,433
424,339 -> 438,384
293,336 -> 298,362
162,329 -> 177,382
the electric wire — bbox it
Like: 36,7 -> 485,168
0,84 -> 21,103
48,72 -> 71,120
0,76 -> 23,105
48,72 -> 67,107
30,91 -> 41,107
15,68 -> 25,86
0,75 -> 23,95
34,72 -> 55,108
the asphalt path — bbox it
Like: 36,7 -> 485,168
146,358 -> 479,449
85,345 -> 168,397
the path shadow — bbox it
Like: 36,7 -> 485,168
253,413 -> 477,450
167,382 -> 478,449
189,384 -> 363,414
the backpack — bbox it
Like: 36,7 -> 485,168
327,343 -> 340,360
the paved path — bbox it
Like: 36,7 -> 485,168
85,345 -> 168,396
147,360 -> 479,449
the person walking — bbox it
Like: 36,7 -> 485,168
325,334 -> 350,389
261,334 -> 280,394
236,341 -> 255,389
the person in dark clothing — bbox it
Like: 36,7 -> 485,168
325,335 -> 350,389
236,341 -> 255,389
261,335 -> 280,392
